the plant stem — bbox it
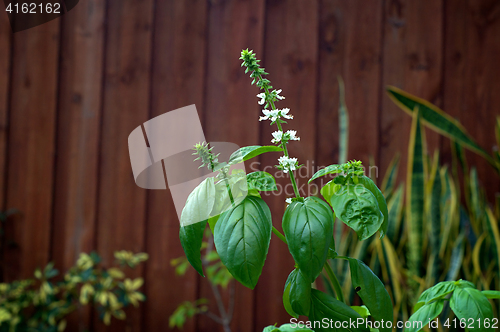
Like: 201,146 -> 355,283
203,236 -> 233,332
259,77 -> 301,198
324,261 -> 345,303
220,168 -> 235,206
272,226 -> 287,244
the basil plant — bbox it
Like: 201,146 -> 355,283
178,49 -> 392,332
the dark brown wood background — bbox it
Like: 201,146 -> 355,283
1,0 -> 499,331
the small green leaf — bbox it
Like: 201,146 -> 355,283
348,258 -> 393,332
357,176 -> 389,238
214,196 -> 272,289
283,277 -> 299,319
456,279 -> 475,289
350,305 -> 370,318
415,281 -> 456,308
228,145 -> 282,165
284,269 -> 311,316
309,289 -> 369,332
482,290 -> 500,299
450,287 -> 494,331
262,324 -> 314,332
247,171 -> 278,191
405,300 -> 444,332
308,164 -> 343,183
325,183 -> 383,240
180,178 -> 216,227
179,220 -> 208,276
282,197 -> 334,281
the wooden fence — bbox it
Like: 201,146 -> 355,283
0,0 -> 499,331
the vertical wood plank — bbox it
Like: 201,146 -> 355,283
142,1 -> 207,332
51,1 -> 105,330
95,0 -> 154,331
316,0 -> 345,169
4,21 -> 60,281
0,2 -> 12,281
255,0 -> 319,329
342,0 -> 383,170
316,0 -> 383,174
0,8 -> 11,210
201,1 -> 265,331
443,0 -> 500,199
380,0 -> 443,181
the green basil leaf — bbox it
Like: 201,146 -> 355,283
416,281 -> 456,308
247,171 -> 278,191
309,289 -> 370,332
308,164 -> 343,183
247,189 -> 261,197
208,215 -> 219,234
214,196 -> 272,289
282,197 -> 334,281
456,279 -> 475,289
284,269 -> 311,316
350,306 -> 371,319
180,177 -> 216,227
283,276 -> 299,319
262,324 -> 314,332
405,300 -> 444,332
179,219 -> 207,277
450,287 -> 494,331
357,176 -> 389,238
228,145 -> 283,165
348,258 -> 393,332
482,290 -> 500,299
320,180 -> 337,205
326,183 -> 383,240
327,234 -> 336,259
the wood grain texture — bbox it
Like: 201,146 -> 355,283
0,6 -> 10,211
316,0 -> 383,174
0,1 -> 12,282
316,0 -> 345,170
443,0 -> 500,199
341,0 -> 383,171
255,0 -> 319,330
94,0 -> 154,331
142,1 -> 207,332
51,1 -> 105,330
380,0 -> 443,182
4,20 -> 60,281
201,0 -> 266,331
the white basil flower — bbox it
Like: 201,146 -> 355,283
280,108 -> 293,120
286,130 -> 300,141
278,156 -> 298,173
257,92 -> 266,105
274,89 -> 285,100
285,198 -> 292,204
271,131 -> 283,144
259,109 -> 280,122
